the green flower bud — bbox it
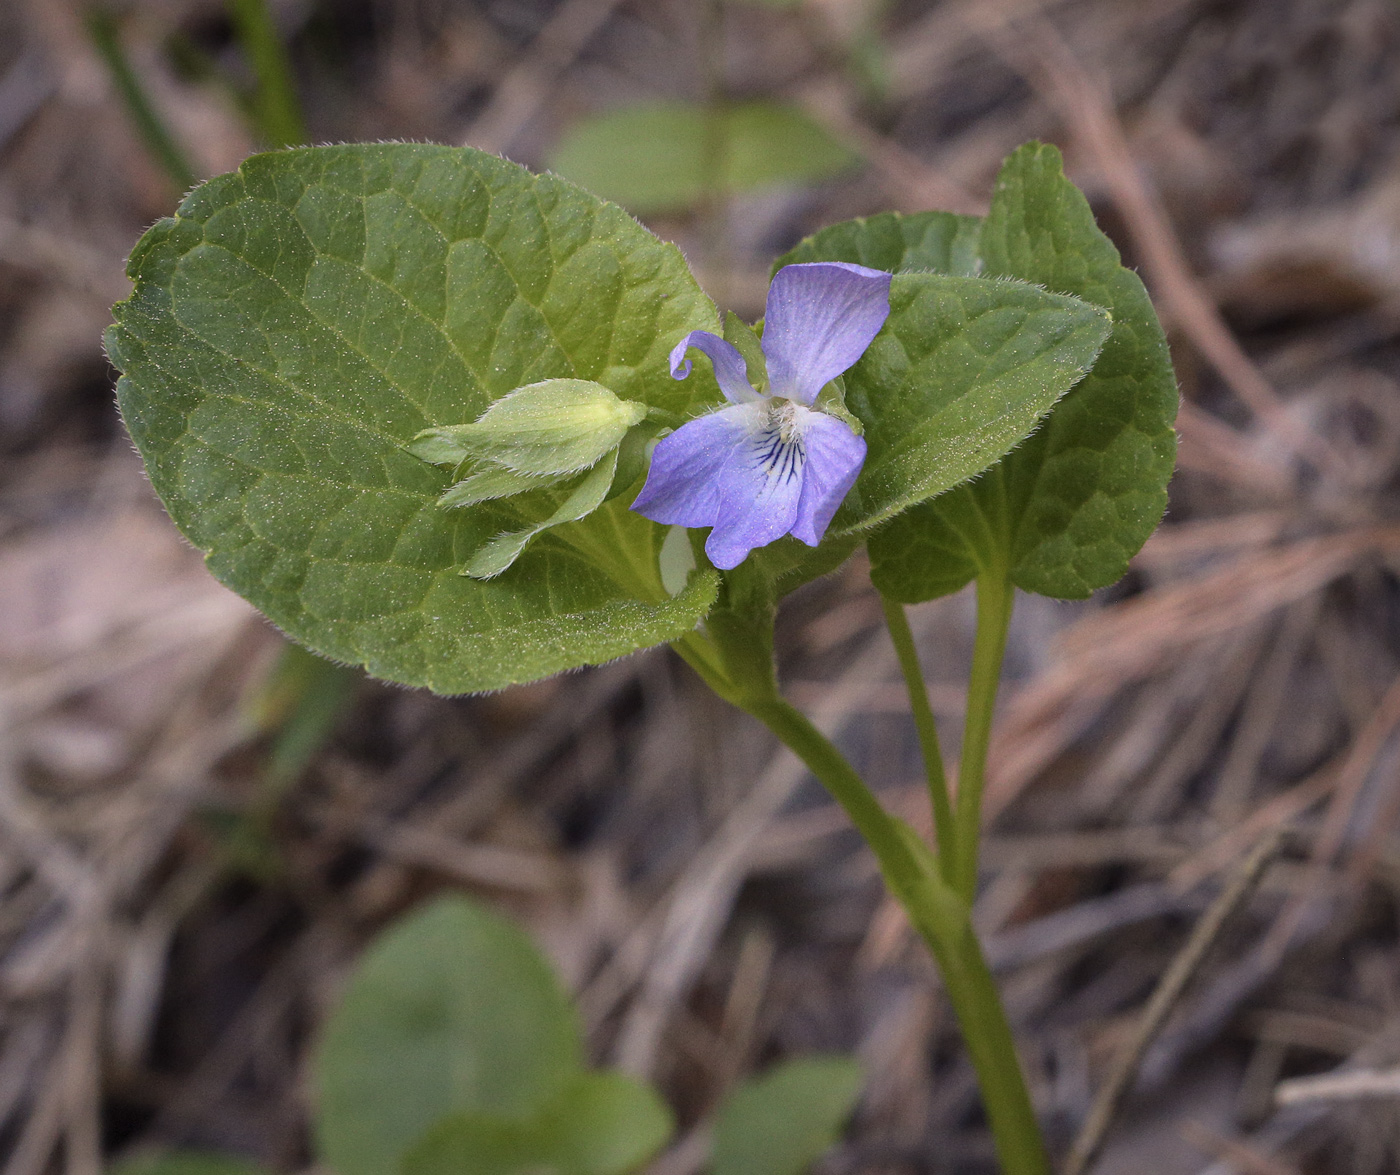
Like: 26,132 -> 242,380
408,379 -> 648,476
436,463 -> 567,510
462,449 -> 620,579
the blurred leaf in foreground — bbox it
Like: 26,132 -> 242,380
313,897 -> 582,1175
110,1152 -> 267,1175
712,1056 -> 863,1175
549,101 -> 858,215
404,1071 -> 672,1175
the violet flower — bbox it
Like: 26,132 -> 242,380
631,262 -> 892,571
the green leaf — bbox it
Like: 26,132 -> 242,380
868,143 -> 1178,600
109,144 -> 725,693
465,450 -> 619,579
833,272 -> 1112,533
712,1056 -> 863,1175
606,421 -> 664,503
722,311 -> 768,391
110,1152 -> 267,1175
313,896 -> 583,1175
813,375 -> 861,436
549,101 -> 858,215
776,210 -> 982,277
409,379 -> 647,477
404,1071 -> 673,1175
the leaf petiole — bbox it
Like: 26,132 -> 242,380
953,572 -> 1014,904
880,594 -> 956,877
733,689 -> 1048,1175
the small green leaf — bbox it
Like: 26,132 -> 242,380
404,1071 -> 673,1175
412,379 -> 647,477
313,896 -> 583,1175
833,272 -> 1113,533
464,451 -> 619,579
110,1152 -> 267,1175
605,421 -> 664,502
438,464 -> 566,510
545,1072 -> 673,1175
813,376 -> 861,436
550,101 -> 858,215
868,143 -> 1178,600
723,311 -> 767,392
777,210 -> 982,276
109,144 -> 726,693
712,1056 -> 863,1175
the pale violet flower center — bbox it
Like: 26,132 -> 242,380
749,398 -> 808,483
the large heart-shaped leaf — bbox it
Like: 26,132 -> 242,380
108,144 -> 722,693
858,143 -> 1179,600
833,272 -> 1112,533
313,897 -> 583,1175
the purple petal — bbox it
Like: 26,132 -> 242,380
631,403 -> 765,528
668,331 -> 760,405
789,411 -> 866,546
706,425 -> 808,570
761,263 -> 892,405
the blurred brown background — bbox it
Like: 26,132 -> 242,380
5,0 -> 1400,1172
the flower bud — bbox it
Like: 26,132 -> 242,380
408,379 -> 648,476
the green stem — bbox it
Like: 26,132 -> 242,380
742,695 -> 924,895
954,573 -> 1014,904
911,896 -> 1051,1175
880,594 -> 956,876
85,9 -> 197,190
227,0 -> 307,148
671,629 -> 737,704
685,592 -> 1045,1171
741,694 -> 1049,1175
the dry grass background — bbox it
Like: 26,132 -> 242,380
4,0 -> 1400,1172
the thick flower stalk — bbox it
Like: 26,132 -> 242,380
631,262 -> 892,570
